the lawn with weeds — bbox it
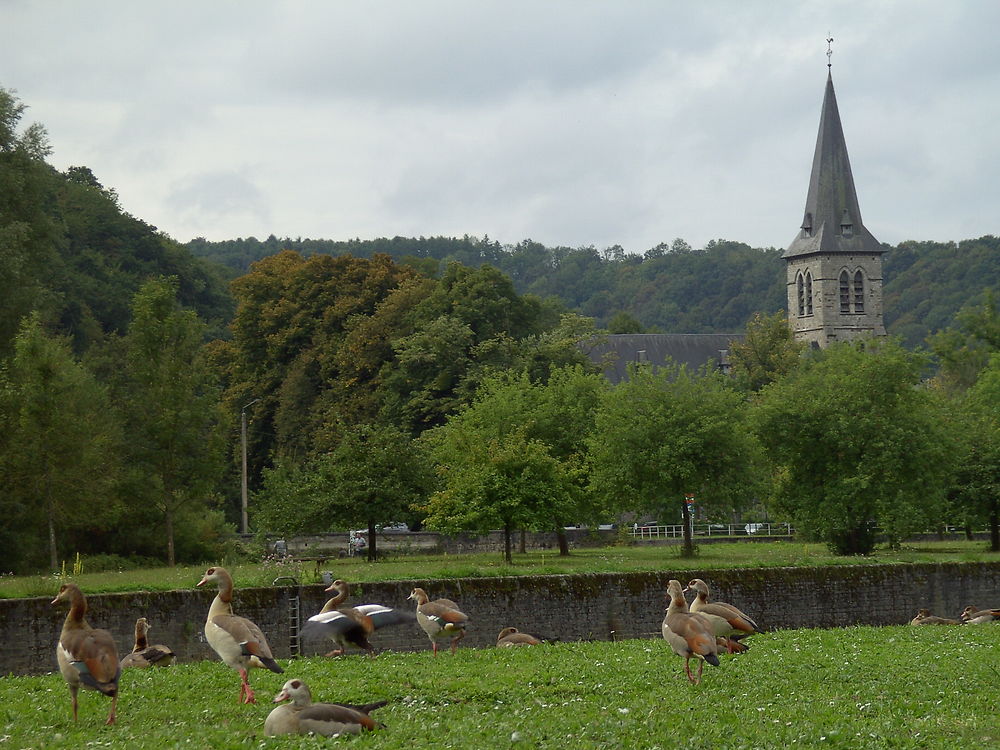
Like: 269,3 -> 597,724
1,624 -> 996,748
1,541 -> 997,600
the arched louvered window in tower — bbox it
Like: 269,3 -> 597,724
839,271 -> 850,314
805,271 -> 814,315
796,273 -> 805,316
853,270 -> 865,314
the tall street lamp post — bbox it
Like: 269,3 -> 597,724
240,398 -> 260,534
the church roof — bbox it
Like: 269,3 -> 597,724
784,71 -> 883,259
586,333 -> 744,384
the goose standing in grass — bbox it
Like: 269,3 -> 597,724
909,608 -> 959,626
264,678 -> 387,736
662,579 -> 720,684
496,627 -> 543,647
960,606 -> 1000,624
302,579 -> 414,658
52,583 -> 121,725
408,587 -> 468,655
685,578 -> 759,653
120,617 -> 176,668
197,566 -> 283,703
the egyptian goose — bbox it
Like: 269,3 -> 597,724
408,587 -> 468,655
120,617 -> 176,668
960,606 -> 1000,624
685,578 -> 759,653
909,608 -> 959,626
662,579 -> 720,684
302,579 -> 414,657
197,566 -> 283,703
51,583 -> 120,725
496,627 -> 543,647
264,678 -> 386,737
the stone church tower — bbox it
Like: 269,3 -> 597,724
784,68 -> 886,347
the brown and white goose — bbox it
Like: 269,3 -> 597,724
662,579 -> 720,684
302,579 -> 414,658
684,578 -> 759,653
120,617 -> 176,668
408,587 -> 468,655
496,627 -> 543,647
52,583 -> 121,725
909,608 -> 959,626
197,566 -> 283,703
264,678 -> 387,737
960,606 -> 1000,624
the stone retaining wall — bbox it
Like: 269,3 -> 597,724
4,562 -> 997,677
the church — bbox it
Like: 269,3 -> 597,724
589,56 -> 887,382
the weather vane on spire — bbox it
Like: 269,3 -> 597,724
826,34 -> 834,68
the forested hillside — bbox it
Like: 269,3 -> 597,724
186,233 -> 1000,347
1,89 -> 232,358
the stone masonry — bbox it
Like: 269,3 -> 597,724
5,562 -> 997,677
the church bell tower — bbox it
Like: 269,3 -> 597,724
784,45 -> 886,347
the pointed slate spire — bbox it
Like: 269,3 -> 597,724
784,72 -> 882,258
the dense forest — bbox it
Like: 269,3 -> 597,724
3,85 -> 999,573
185,233 -> 1000,349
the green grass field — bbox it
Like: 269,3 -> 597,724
2,540 -> 997,599
2,624 -> 996,749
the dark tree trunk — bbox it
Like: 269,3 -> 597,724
680,499 -> 695,558
556,528 -> 569,556
503,522 -> 512,564
367,519 -> 377,562
165,506 -> 176,567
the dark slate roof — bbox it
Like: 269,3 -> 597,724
784,71 -> 882,259
586,333 -> 745,384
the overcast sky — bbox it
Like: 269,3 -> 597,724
3,1 -> 998,254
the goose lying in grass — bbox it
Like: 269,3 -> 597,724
908,608 -> 959,625
265,678 -> 386,737
960,606 -> 1000,624
120,617 -> 176,668
496,627 -> 543,647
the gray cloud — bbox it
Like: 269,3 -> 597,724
2,0 -> 997,252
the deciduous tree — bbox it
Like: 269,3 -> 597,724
256,422 -> 429,561
588,362 -> 762,557
0,314 -> 121,571
729,311 -> 805,392
421,365 -> 608,557
121,278 -> 225,566
952,354 -> 1000,550
752,340 -> 955,555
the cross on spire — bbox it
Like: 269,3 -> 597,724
826,34 -> 834,68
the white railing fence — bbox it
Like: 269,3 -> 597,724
629,522 -> 795,539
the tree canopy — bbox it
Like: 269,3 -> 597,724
752,340 -> 956,554
588,361 -> 764,557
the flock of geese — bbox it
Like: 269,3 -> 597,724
51,567 -> 1000,735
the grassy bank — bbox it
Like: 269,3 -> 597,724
2,540 -> 997,599
1,624 -> 996,748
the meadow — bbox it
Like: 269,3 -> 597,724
1,624 -> 996,749
2,540 -> 996,599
